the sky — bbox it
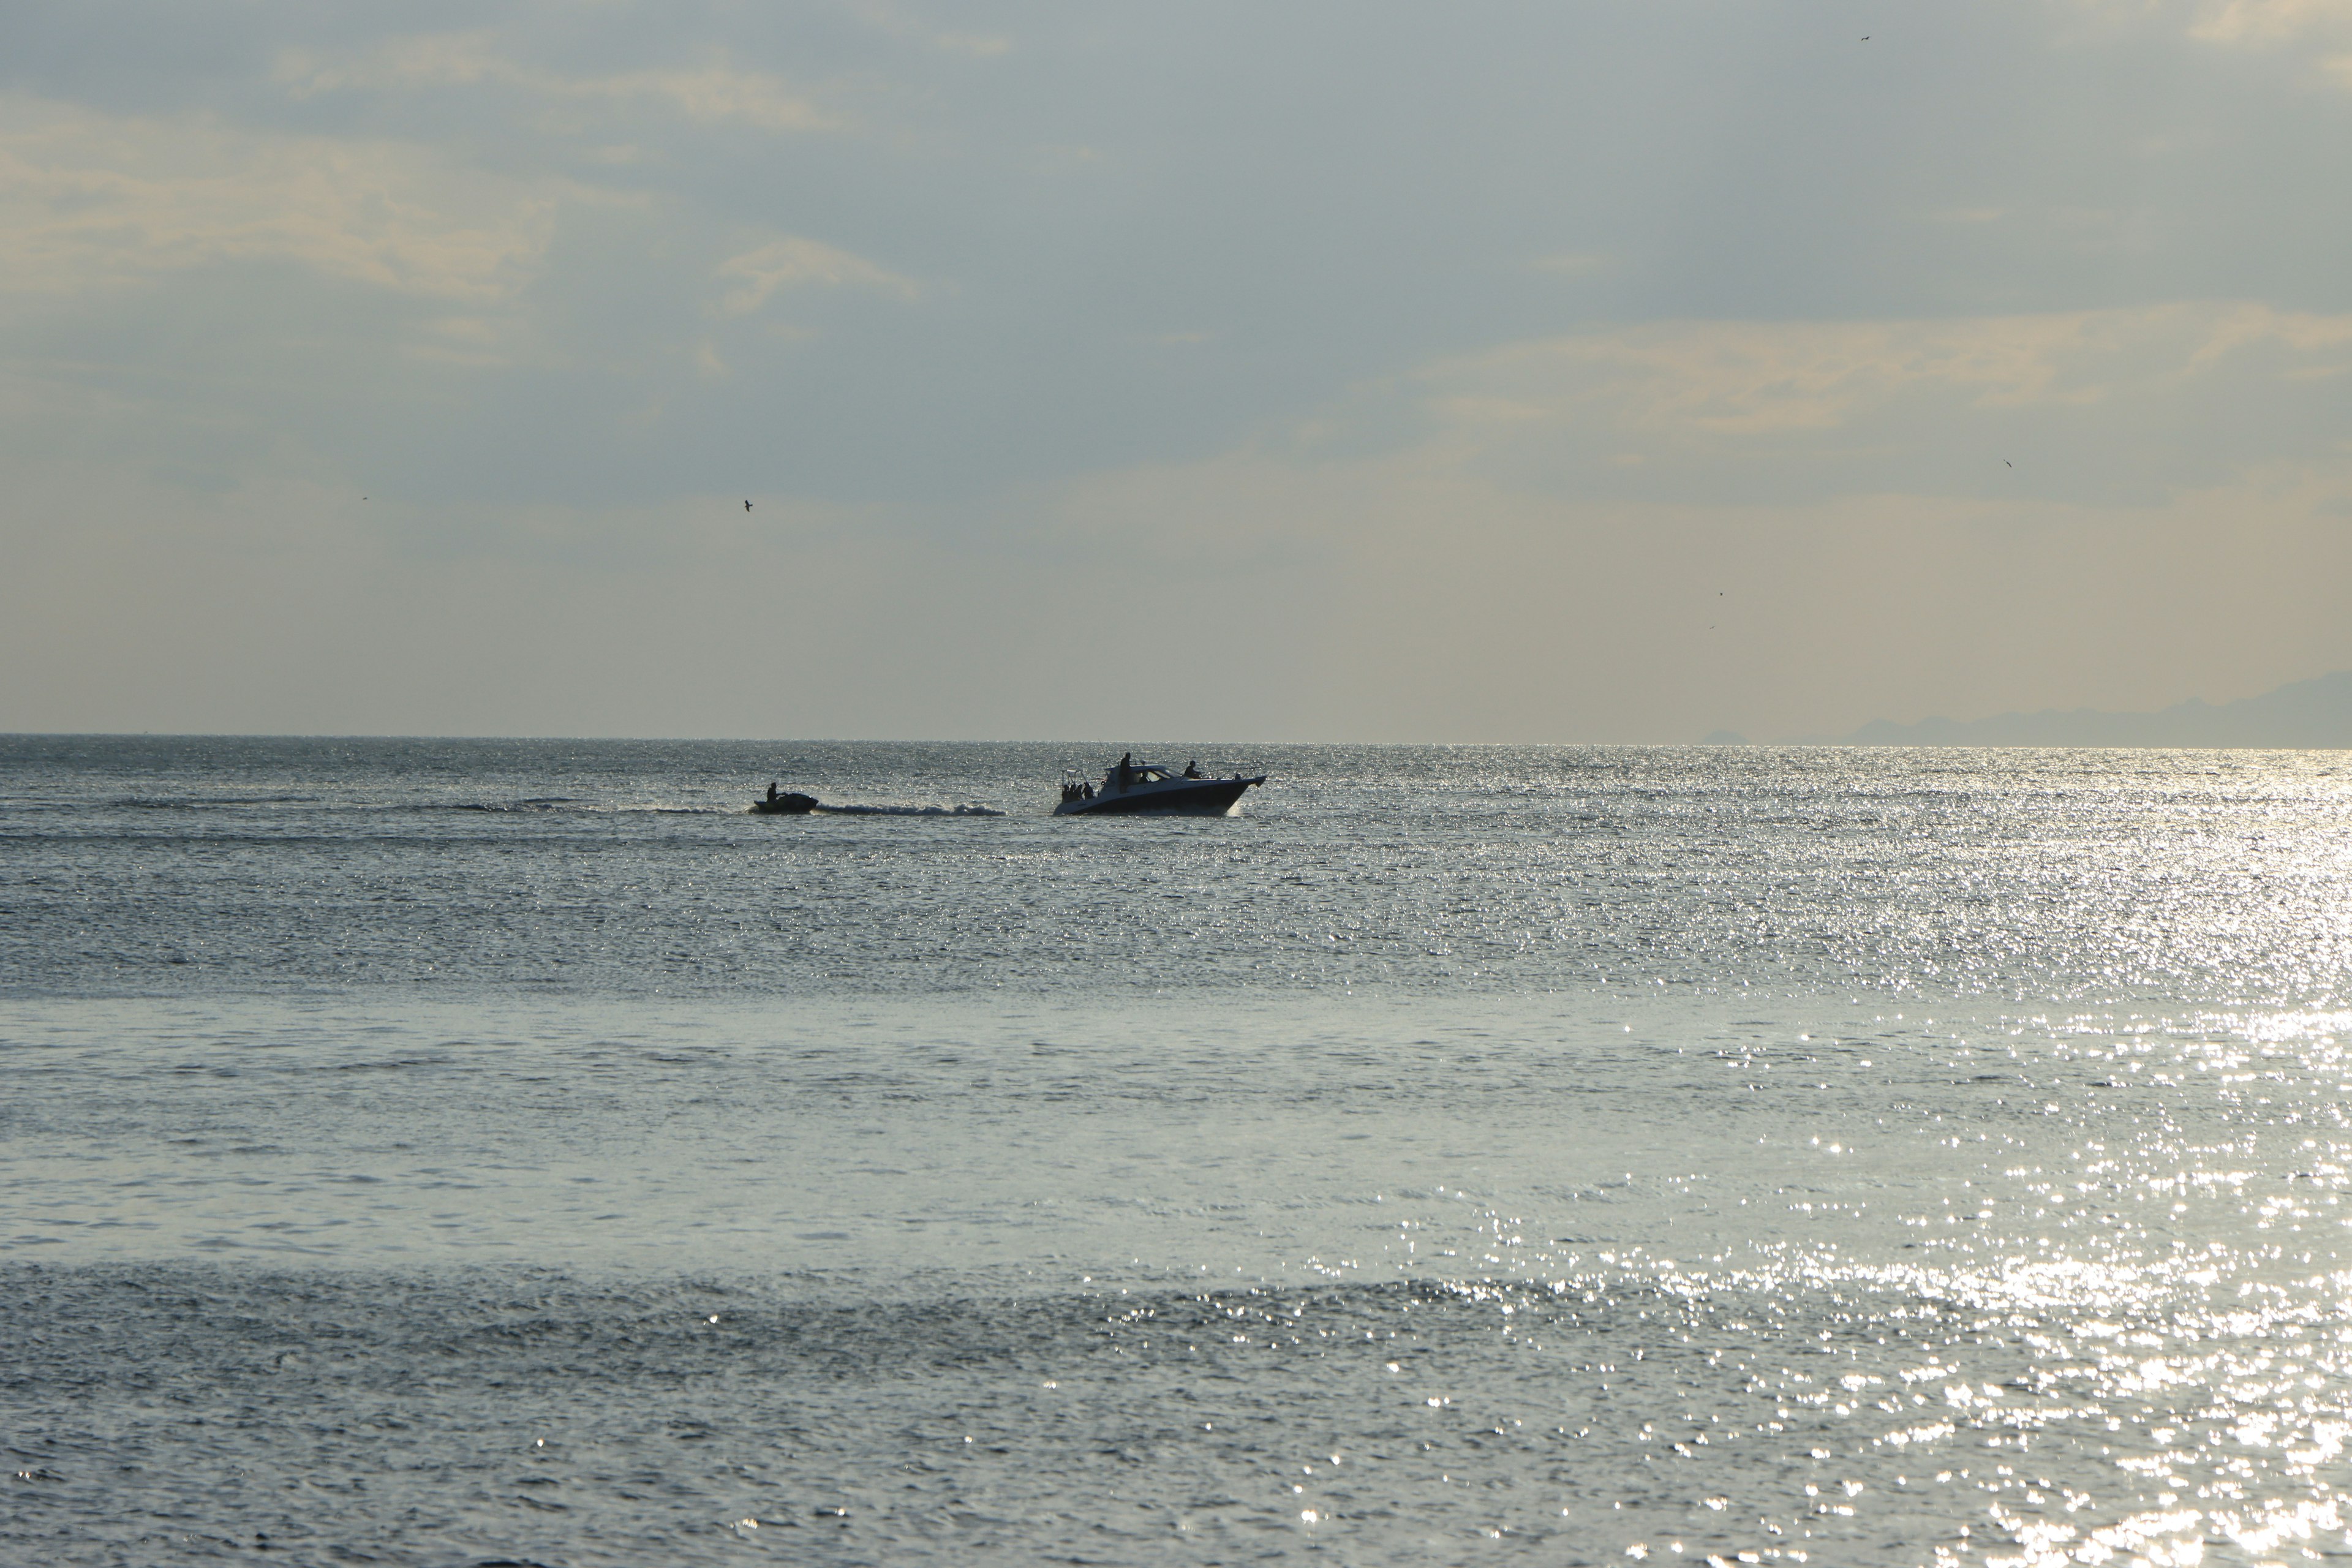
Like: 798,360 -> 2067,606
4,0 -> 2351,742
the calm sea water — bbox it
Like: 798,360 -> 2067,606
7,737 -> 2352,1566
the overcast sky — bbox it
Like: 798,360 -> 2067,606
5,1 -> 2351,741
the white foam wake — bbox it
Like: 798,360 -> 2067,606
812,802 -> 1005,817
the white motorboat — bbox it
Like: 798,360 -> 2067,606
1055,753 -> 1266,816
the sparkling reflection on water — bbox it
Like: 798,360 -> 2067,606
9,1250 -> 2352,1566
7,742 -> 2352,1564
9,992 -> 2352,1564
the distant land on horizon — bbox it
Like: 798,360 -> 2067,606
1814,670 -> 2352,748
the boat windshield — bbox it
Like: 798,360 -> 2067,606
1104,760 -> 1185,788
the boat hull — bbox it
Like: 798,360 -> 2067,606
750,793 -> 818,815
1055,777 -> 1264,816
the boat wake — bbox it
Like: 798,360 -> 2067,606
445,797 -> 587,812
811,802 -> 1005,818
444,799 -> 742,816
102,794 -> 1000,820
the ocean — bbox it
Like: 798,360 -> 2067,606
6,736 -> 2352,1566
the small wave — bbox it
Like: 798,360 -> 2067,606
812,803 -> 1006,818
435,799 -> 739,816
444,797 -> 584,813
107,794 -> 323,809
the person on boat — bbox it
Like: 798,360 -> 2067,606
767,781 -> 780,802
1115,752 -> 1133,790
1184,760 -> 1201,778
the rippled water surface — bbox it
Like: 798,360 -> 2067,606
7,737 -> 2352,1565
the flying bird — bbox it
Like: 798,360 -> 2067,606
744,499 -> 753,511
2004,460 -> 2011,468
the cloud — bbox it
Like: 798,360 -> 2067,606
968,300 -> 2352,737
9,5 -> 2352,741
1313,304 -> 2352,502
714,237 -> 920,317
1006,435 -> 2352,744
0,94 -> 560,304
849,1 -> 1012,59
2068,1 -> 2352,88
2187,0 -> 2352,43
275,34 -> 839,134
10,298 -> 2352,741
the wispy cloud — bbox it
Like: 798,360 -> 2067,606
0,95 -> 560,303
2073,0 -> 2352,85
850,1 -> 1013,59
276,34 -> 839,134
2187,0 -> 2352,43
1396,304 -> 2352,451
714,237 -> 919,317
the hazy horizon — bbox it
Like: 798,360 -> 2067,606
7,2 -> 2351,742
12,655 -> 2352,747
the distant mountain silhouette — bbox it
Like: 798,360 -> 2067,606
1841,670 -> 2352,748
